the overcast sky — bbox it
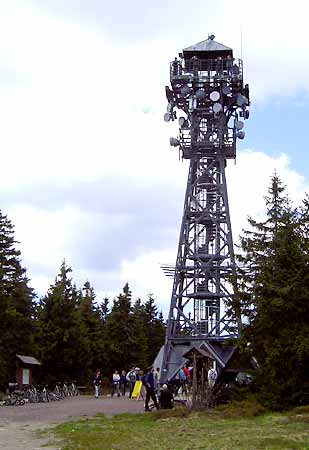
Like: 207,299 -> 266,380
1,0 -> 309,311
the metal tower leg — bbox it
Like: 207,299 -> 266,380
160,36 -> 250,383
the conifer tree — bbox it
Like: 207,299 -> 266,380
104,283 -> 134,374
0,210 -> 35,385
142,294 -> 166,365
36,261 -> 90,383
235,175 -> 309,408
130,298 -> 148,369
78,281 -> 105,377
99,297 -> 109,324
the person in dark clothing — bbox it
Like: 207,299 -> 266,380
159,384 -> 174,409
144,366 -> 159,411
120,370 -> 127,396
126,367 -> 137,398
93,369 -> 102,398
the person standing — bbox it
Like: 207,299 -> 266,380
154,367 -> 161,397
184,365 -> 191,382
111,370 -> 121,397
184,365 -> 191,392
120,370 -> 127,396
144,367 -> 159,412
93,369 -> 102,399
135,367 -> 141,381
126,367 -> 137,398
178,367 -> 187,395
208,367 -> 217,388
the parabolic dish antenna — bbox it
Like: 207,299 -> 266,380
210,91 -> 220,102
213,102 -> 222,113
222,85 -> 231,95
164,112 -> 171,122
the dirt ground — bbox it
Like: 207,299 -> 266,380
0,395 -> 145,450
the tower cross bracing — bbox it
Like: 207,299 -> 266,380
161,36 -> 250,382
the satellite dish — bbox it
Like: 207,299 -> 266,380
209,132 -> 218,142
222,85 -> 231,95
164,113 -> 171,122
179,117 -> 186,127
232,64 -> 240,75
180,85 -> 191,97
213,102 -> 222,113
165,86 -> 174,103
236,94 -> 247,107
237,131 -> 245,140
170,137 -> 180,147
235,120 -> 244,130
210,91 -> 220,102
196,89 -> 206,100
167,103 -> 173,113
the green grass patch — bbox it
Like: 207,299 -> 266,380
213,397 -> 267,418
50,401 -> 309,450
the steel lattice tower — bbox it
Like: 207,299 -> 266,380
160,36 -> 250,382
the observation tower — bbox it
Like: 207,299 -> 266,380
160,35 -> 250,383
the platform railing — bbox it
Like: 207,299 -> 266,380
170,58 -> 243,82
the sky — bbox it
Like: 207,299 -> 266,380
0,0 -> 309,312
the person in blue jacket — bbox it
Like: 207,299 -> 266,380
143,366 -> 159,412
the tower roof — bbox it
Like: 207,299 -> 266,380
183,35 -> 233,60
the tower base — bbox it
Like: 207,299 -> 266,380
155,337 -> 238,383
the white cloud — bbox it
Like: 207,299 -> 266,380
0,1 -> 309,310
116,150 -> 309,311
228,150 -> 309,239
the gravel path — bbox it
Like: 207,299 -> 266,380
0,395 -> 145,449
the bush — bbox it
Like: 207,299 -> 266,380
151,406 -> 191,421
214,397 -> 267,419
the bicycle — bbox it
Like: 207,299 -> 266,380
4,394 -> 25,406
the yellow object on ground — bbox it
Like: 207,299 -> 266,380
131,381 -> 143,399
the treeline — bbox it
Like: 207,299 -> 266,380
229,174 -> 309,409
0,212 -> 165,386
1,173 -> 309,410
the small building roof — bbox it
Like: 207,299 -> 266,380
16,354 -> 41,365
207,342 -> 237,367
183,37 -> 232,53
182,341 -> 237,369
183,35 -> 233,60
182,346 -> 214,360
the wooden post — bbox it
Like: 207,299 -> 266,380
192,353 -> 197,407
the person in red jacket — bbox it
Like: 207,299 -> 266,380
184,365 -> 191,391
184,366 -> 190,381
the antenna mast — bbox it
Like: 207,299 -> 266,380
160,35 -> 250,382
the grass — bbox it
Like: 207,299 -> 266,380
49,400 -> 309,450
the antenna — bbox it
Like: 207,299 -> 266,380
240,26 -> 243,60
160,36 -> 251,383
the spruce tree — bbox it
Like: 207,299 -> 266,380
104,283 -> 134,375
142,294 -> 166,365
36,261 -> 91,383
130,298 -> 148,369
235,175 -> 309,408
0,210 -> 35,385
78,281 -> 105,378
